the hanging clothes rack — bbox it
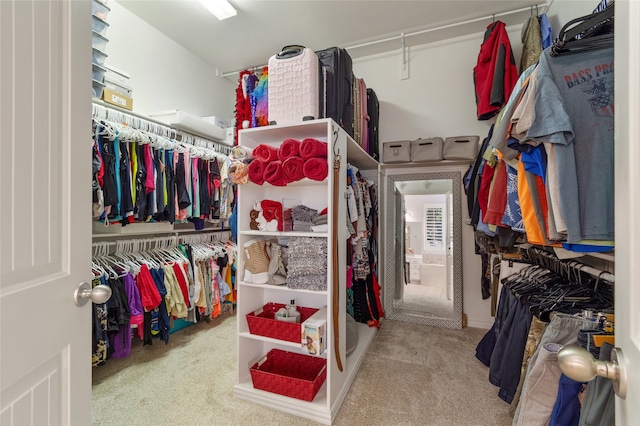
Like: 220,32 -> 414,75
219,2 -> 550,78
521,246 -> 615,284
179,230 -> 232,245
93,100 -> 232,155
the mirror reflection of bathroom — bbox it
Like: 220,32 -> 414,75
395,179 -> 454,317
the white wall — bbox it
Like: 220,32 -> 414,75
103,0 -> 235,119
353,0 -> 596,329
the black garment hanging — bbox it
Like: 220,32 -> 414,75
199,158 -> 212,218
154,149 -> 166,218
119,141 -> 134,222
98,131 -> 118,210
175,153 -> 191,210
165,149 -> 176,223
135,143 -> 148,220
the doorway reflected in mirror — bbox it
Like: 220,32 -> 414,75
384,170 -> 464,329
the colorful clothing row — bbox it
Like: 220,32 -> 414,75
92,123 -> 235,228
91,245 -> 235,366
467,46 -> 615,250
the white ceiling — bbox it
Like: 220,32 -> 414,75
117,0 -> 542,74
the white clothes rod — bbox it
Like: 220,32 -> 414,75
346,2 -> 550,50
219,2 -> 549,78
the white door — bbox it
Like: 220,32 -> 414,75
615,0 -> 640,421
0,1 -> 92,424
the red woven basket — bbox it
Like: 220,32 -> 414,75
246,303 -> 319,343
250,349 -> 327,401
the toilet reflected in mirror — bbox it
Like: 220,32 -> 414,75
384,170 -> 463,329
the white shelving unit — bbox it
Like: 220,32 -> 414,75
234,119 -> 378,424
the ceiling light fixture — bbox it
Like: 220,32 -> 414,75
198,0 -> 237,20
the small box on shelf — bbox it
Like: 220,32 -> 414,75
301,306 -> 327,356
102,87 -> 133,111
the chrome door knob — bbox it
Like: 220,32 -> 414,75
74,281 -> 112,307
558,344 -> 627,399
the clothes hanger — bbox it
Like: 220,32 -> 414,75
550,4 -> 614,57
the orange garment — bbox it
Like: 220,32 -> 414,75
517,160 -> 560,246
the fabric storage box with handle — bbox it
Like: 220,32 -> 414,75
250,349 -> 327,401
382,140 -> 411,163
443,135 -> 480,160
246,302 -> 319,343
410,137 -> 443,162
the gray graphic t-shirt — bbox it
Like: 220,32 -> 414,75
526,47 -> 614,243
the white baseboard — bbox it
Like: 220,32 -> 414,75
466,319 -> 493,330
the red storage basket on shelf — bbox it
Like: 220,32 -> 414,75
250,349 -> 327,401
246,303 -> 319,343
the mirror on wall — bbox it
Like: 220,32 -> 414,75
384,170 -> 463,329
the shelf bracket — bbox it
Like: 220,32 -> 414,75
400,33 -> 409,80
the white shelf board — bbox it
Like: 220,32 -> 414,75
248,178 -> 327,188
239,332 -> 331,357
346,137 -> 378,171
380,159 -> 473,170
239,119 -> 333,146
240,282 -> 328,295
239,332 -> 303,349
234,380 -> 331,425
239,230 -> 328,238
583,251 -> 615,262
92,221 -> 173,235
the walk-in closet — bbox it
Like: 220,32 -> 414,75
1,0 -> 639,425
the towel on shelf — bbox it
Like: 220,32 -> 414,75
264,161 -> 287,187
230,145 -> 253,162
248,159 -> 265,185
303,157 -> 329,181
313,214 -> 328,225
282,156 -> 305,183
261,199 -> 283,231
229,161 -> 249,184
300,138 -> 328,160
278,138 -> 301,161
253,143 -> 279,162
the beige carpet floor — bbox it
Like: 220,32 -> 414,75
92,314 -> 512,426
400,283 -> 453,317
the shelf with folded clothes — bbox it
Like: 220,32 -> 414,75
235,119 -> 378,422
242,137 -> 332,186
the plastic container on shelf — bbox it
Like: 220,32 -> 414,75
91,31 -> 109,52
92,79 -> 105,99
92,14 -> 109,37
103,64 -> 131,86
249,349 -> 327,401
92,63 -> 107,83
92,0 -> 110,21
92,48 -> 108,67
